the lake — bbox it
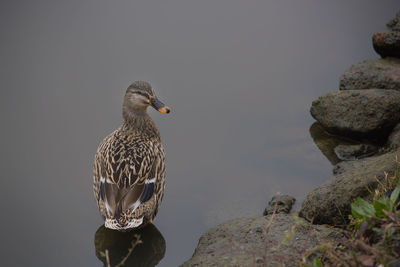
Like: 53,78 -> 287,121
0,1 -> 398,266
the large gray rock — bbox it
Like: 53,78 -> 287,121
181,214 -> 343,267
310,89 -> 400,137
373,31 -> 400,58
339,58 -> 400,91
299,150 -> 400,225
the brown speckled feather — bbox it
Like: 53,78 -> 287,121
93,125 -> 166,228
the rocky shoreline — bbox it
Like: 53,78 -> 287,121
182,12 -> 400,267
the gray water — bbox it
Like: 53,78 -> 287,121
0,1 -> 398,266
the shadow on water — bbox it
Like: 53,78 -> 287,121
309,122 -> 360,165
94,223 -> 165,267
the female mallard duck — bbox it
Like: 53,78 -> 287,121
93,81 -> 170,231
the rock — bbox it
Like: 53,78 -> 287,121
372,12 -> 400,58
373,31 -> 400,58
339,58 -> 400,91
332,161 -> 355,175
387,123 -> 400,149
181,214 -> 343,267
94,224 -> 165,267
387,11 -> 400,32
299,150 -> 400,225
334,144 -> 378,161
310,89 -> 400,138
309,122 -> 359,165
263,194 -> 296,215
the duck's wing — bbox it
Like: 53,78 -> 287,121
94,134 -> 159,219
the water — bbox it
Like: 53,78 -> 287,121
0,1 -> 398,266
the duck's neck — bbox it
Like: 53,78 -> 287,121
122,108 -> 160,139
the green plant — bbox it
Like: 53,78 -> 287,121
303,257 -> 322,267
302,163 -> 400,266
351,184 -> 400,228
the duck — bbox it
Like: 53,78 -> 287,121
93,81 -> 171,231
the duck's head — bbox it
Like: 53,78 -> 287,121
123,81 -> 171,116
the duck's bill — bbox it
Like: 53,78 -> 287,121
150,97 -> 171,114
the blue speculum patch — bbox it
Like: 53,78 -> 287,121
141,182 -> 154,203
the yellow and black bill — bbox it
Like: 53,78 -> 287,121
150,96 -> 171,114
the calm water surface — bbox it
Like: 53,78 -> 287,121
0,1 -> 398,266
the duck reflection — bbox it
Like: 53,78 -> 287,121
309,122 -> 358,165
94,223 -> 165,267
